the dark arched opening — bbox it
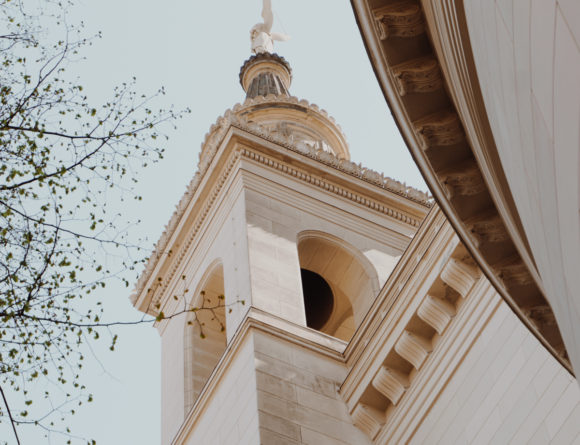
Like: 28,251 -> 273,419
300,268 -> 334,330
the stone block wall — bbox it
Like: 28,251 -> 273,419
252,331 -> 369,445
182,336 -> 260,445
411,299 -> 580,444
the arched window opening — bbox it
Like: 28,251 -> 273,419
301,268 -> 334,330
184,262 -> 226,414
298,232 -> 379,342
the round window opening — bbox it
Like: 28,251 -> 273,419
300,269 -> 334,330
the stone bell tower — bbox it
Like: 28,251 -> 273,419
131,47 -> 430,445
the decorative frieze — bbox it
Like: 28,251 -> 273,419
241,148 -> 423,227
395,330 -> 432,370
413,111 -> 465,151
373,2 -> 425,40
417,294 -> 456,334
392,57 -> 442,96
352,403 -> 385,440
440,258 -> 478,297
372,366 -> 409,405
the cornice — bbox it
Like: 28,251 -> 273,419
341,212 -> 461,405
350,0 -> 571,372
341,237 -> 489,441
240,147 -> 424,227
200,95 -> 431,204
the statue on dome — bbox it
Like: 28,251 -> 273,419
250,0 -> 290,54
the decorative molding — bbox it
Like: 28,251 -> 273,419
392,56 -> 443,96
146,152 -> 241,311
337,213 -> 494,441
413,110 -> 465,150
372,366 -> 409,405
350,0 -> 572,370
372,2 -> 425,40
440,258 -> 478,297
351,403 -> 385,440
417,294 -> 456,334
241,148 -> 424,227
395,330 -> 432,370
343,208 -> 450,368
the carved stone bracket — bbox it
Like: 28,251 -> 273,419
352,403 -> 385,439
373,2 -> 425,40
392,56 -> 442,96
395,330 -> 432,370
413,110 -> 465,151
372,366 -> 409,405
467,214 -> 510,247
525,305 -> 557,327
439,161 -> 486,200
417,294 -> 456,334
495,257 -> 533,289
440,258 -> 478,297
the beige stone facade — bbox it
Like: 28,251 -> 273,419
132,42 -> 580,444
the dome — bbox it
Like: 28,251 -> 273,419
238,53 -> 350,160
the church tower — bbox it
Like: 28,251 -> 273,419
130,13 -> 431,445
130,4 -> 580,444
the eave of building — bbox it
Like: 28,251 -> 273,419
350,0 -> 571,373
131,113 -> 432,317
339,206 -> 503,442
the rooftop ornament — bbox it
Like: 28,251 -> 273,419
250,0 -> 290,54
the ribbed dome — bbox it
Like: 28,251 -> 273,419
237,53 -> 350,160
239,53 -> 292,99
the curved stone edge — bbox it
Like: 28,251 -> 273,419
350,0 -> 571,372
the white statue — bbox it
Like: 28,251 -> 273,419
250,0 -> 290,54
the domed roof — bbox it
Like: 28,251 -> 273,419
238,53 -> 350,160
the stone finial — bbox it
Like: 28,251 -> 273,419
250,0 -> 290,54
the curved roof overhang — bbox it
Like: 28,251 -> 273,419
350,0 -> 571,373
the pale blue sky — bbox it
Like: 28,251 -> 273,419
1,1 -> 426,443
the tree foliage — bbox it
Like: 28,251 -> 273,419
0,0 -> 187,442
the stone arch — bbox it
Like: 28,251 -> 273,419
184,260 -> 227,414
297,231 -> 380,341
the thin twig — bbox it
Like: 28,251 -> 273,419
0,384 -> 21,445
